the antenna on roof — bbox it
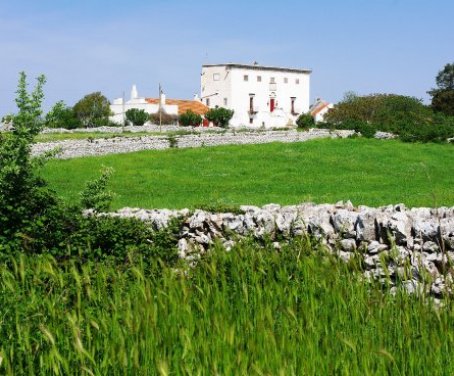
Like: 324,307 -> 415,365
253,61 -> 259,66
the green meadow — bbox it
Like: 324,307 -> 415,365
43,138 -> 454,210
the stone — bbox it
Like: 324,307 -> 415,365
189,210 -> 207,229
332,209 -> 357,238
177,238 -> 189,259
422,241 -> 439,253
340,238 -> 356,252
355,209 -> 377,242
367,241 -> 388,254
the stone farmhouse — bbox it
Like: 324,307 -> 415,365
111,62 -> 312,127
201,63 -> 311,128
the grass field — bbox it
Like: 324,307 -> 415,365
35,129 -> 203,142
42,138 -> 454,210
2,241 -> 454,375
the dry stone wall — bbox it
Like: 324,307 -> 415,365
96,202 -> 454,298
32,129 -> 355,159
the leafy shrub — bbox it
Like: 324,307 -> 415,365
0,73 -> 182,265
45,101 -> 81,129
205,107 -> 234,128
125,108 -> 149,126
323,93 -> 454,142
296,113 -> 315,129
80,168 -> 114,212
149,111 -> 179,125
73,92 -> 111,127
179,110 -> 202,127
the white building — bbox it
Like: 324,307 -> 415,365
201,63 -> 311,128
310,98 -> 334,123
110,85 -> 179,125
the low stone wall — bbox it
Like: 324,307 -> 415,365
32,129 -> 355,159
100,202 -> 454,297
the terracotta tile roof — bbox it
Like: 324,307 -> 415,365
146,98 -> 209,116
310,101 -> 331,117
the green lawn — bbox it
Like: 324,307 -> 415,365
42,138 -> 454,210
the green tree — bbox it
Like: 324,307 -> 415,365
73,92 -> 111,127
296,113 -> 315,129
0,72 -> 60,251
45,100 -> 81,129
125,108 -> 149,126
205,107 -> 234,128
431,90 -> 454,116
179,110 -> 202,127
429,63 -> 454,116
434,63 -> 454,91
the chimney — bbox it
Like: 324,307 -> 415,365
160,92 -> 166,107
131,84 -> 138,100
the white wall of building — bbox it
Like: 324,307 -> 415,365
110,85 -> 178,125
201,64 -> 311,128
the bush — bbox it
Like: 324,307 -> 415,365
45,101 -> 81,129
296,113 -> 315,129
323,93 -> 454,142
125,108 -> 149,126
73,92 -> 111,127
205,107 -> 234,128
179,110 -> 202,127
149,111 -> 179,125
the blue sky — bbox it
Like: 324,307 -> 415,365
0,0 -> 453,114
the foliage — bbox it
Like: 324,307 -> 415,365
205,107 -> 234,128
149,111 -> 179,125
431,90 -> 454,116
179,110 -> 202,127
432,63 -> 454,92
125,108 -> 149,126
1,242 -> 454,374
296,113 -> 315,129
73,92 -> 111,127
0,73 -> 176,262
80,167 -> 114,212
44,139 -> 454,209
44,100 -> 81,129
429,63 -> 454,117
0,72 -> 60,252
324,93 -> 454,142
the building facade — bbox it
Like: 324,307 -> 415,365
110,85 -> 208,125
201,63 -> 311,128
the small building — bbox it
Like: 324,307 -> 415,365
201,63 -> 311,128
110,85 -> 179,125
310,98 -> 334,123
110,85 -> 209,125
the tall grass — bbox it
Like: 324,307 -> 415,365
1,240 -> 454,375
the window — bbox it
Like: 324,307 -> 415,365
284,77 -> 288,84
270,77 -> 276,84
224,98 -> 228,106
244,75 -> 249,82
296,78 -> 300,84
257,76 -> 262,82
213,73 -> 220,81
206,98 -> 210,106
